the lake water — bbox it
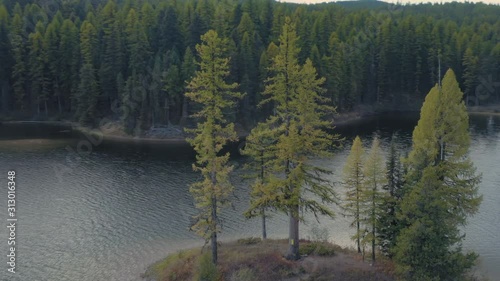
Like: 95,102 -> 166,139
0,113 -> 499,281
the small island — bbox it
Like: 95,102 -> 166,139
143,239 -> 394,281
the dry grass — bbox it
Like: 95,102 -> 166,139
144,239 -> 395,281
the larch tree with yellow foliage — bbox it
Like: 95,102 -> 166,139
342,136 -> 365,254
250,17 -> 339,260
185,30 -> 242,265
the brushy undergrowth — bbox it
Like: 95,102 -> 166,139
299,241 -> 338,256
145,239 -> 395,281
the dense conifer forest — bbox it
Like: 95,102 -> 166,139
0,0 -> 499,131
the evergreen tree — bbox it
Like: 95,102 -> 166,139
121,70 -> 142,134
186,30 -> 242,265
99,0 -> 123,110
158,6 -> 182,54
125,8 -> 150,74
180,47 -> 197,124
43,18 -> 62,115
59,19 -> 80,113
149,54 -> 163,127
394,69 -> 482,280
342,136 -> 364,253
242,122 -> 277,240
10,13 -> 26,110
76,62 -> 99,125
76,20 -> 99,125
462,47 -> 479,105
0,4 -> 11,112
260,17 -> 338,260
163,63 -> 182,125
361,136 -> 386,263
28,22 -> 46,116
377,135 -> 405,257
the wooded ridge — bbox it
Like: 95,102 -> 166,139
0,0 -> 498,132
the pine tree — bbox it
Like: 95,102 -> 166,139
324,32 -> 347,109
10,12 -> 26,110
361,136 -> 386,263
77,62 -> 99,125
28,22 -> 46,116
121,70 -> 142,134
59,19 -> 80,113
260,17 -> 338,260
158,6 -> 182,55
186,30 -> 242,265
462,48 -> 479,105
0,4 -> 11,113
149,54 -> 163,127
242,122 -> 277,240
394,69 -> 482,280
43,17 -> 62,115
99,0 -> 122,110
76,20 -> 99,125
180,47 -> 196,125
377,135 -> 405,256
125,8 -> 150,75
342,136 -> 364,254
163,63 -> 182,125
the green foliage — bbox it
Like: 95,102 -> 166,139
76,63 -> 99,125
196,252 -> 219,281
377,135 -> 405,257
299,243 -> 317,256
394,69 -> 482,280
299,242 -> 336,257
10,13 -> 26,110
1,1 -> 499,124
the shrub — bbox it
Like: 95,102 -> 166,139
299,242 -> 336,257
315,243 -> 336,256
299,243 -> 317,256
196,252 -> 219,281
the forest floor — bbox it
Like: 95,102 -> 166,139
142,239 -> 395,281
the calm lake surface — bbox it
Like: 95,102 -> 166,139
0,113 -> 499,281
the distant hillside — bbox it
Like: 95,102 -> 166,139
335,0 -> 390,9
0,0 -> 499,130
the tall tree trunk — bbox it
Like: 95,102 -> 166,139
261,208 -> 267,240
286,204 -> 300,260
211,195 -> 218,265
211,167 -> 218,265
357,187 -> 361,253
260,153 -> 267,240
371,189 -> 376,263
164,97 -> 170,126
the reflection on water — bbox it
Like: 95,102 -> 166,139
0,114 -> 498,281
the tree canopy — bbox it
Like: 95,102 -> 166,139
0,0 -> 498,128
